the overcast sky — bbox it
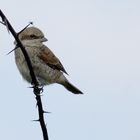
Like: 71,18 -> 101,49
1,0 -> 140,140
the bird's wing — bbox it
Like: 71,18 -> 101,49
38,45 -> 68,74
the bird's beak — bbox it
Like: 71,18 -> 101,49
41,37 -> 48,42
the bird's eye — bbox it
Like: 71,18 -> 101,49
30,34 -> 37,39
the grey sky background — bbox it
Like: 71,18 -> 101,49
0,0 -> 140,140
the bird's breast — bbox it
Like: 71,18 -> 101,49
14,46 -> 62,85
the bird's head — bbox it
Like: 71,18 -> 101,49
18,27 -> 48,44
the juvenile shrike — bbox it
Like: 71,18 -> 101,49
14,27 -> 83,94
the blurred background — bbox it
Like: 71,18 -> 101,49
0,0 -> 140,140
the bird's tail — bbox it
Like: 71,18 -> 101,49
62,80 -> 83,94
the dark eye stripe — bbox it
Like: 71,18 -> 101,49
30,34 -> 38,39
20,34 -> 42,41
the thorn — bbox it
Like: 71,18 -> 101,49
43,111 -> 51,114
32,119 -> 40,122
0,19 -> 10,33
0,21 -> 5,25
28,86 -> 34,89
17,22 -> 33,36
6,46 -> 19,55
27,86 -> 43,96
29,21 -> 33,25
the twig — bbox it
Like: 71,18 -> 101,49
0,9 -> 49,140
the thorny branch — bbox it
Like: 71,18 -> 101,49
0,10 -> 49,140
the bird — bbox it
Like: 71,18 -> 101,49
14,26 -> 83,94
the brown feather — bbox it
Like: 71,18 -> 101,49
38,45 -> 68,74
